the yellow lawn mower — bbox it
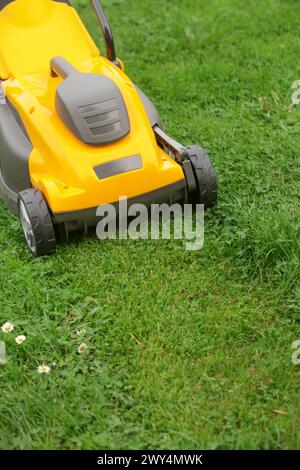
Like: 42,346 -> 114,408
0,0 -> 217,256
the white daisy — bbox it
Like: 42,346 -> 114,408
15,335 -> 26,345
38,365 -> 51,374
78,343 -> 88,354
1,322 -> 14,334
77,330 -> 86,338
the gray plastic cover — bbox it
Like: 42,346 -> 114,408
134,84 -> 162,129
0,88 -> 32,197
53,57 -> 130,145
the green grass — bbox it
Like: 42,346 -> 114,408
0,0 -> 300,450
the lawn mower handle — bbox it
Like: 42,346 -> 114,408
50,56 -> 77,79
90,0 -> 119,66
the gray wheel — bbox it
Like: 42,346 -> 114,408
18,189 -> 56,256
186,145 -> 218,208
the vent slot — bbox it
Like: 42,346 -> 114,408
79,98 -> 122,138
91,122 -> 121,136
84,110 -> 119,125
79,98 -> 116,115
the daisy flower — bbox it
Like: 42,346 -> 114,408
15,335 -> 26,345
1,322 -> 14,334
77,330 -> 86,338
78,343 -> 88,354
38,365 -> 51,374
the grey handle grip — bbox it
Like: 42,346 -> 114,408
50,57 -> 78,79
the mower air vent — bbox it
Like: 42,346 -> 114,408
79,99 -> 122,139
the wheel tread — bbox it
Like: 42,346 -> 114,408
18,189 -> 56,256
186,145 -> 218,208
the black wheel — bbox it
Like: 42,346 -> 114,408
186,145 -> 217,208
18,189 -> 56,256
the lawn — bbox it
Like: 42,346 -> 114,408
0,0 -> 299,450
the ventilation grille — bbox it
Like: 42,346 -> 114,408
79,98 -> 121,138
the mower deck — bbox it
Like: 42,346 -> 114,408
0,0 -> 217,255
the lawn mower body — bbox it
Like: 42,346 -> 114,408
0,0 -> 217,255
